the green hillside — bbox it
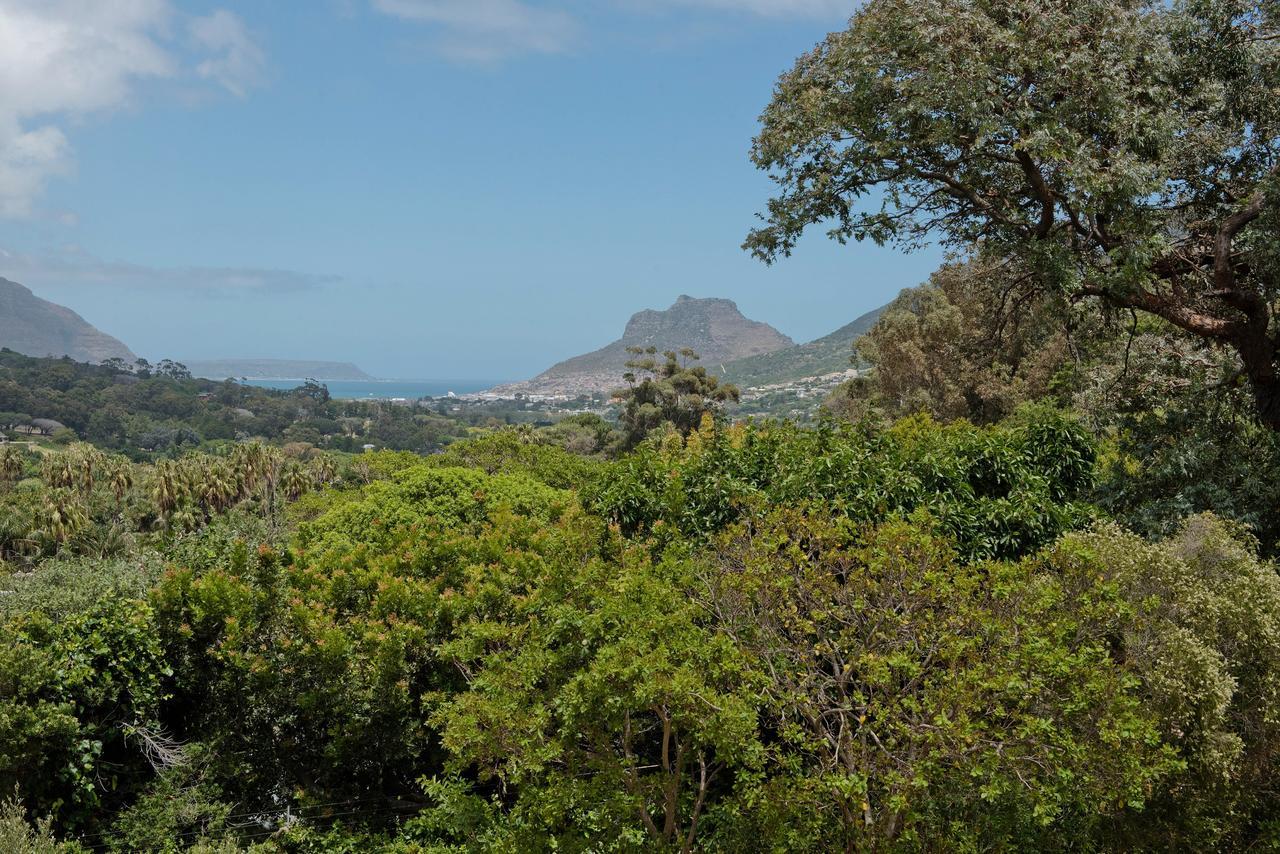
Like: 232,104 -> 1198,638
720,304 -> 885,388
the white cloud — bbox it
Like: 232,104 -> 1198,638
0,0 -> 172,217
372,0 -> 577,62
0,121 -> 71,218
0,245 -> 338,296
190,10 -> 265,97
0,1 -> 265,218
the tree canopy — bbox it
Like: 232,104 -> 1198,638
614,347 -> 740,448
747,0 -> 1280,426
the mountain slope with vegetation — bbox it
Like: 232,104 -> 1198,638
0,277 -> 135,364
492,295 -> 793,396
721,303 -> 885,388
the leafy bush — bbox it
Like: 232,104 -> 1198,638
696,511 -> 1176,850
1041,515 -> 1280,848
1094,385 -> 1280,555
0,795 -> 65,854
586,408 -> 1095,560
0,596 -> 167,830
421,513 -> 764,851
0,555 -> 163,622
296,464 -> 571,555
425,429 -> 603,489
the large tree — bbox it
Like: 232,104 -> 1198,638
840,258 -> 1081,423
613,347 -> 739,448
746,0 -> 1280,426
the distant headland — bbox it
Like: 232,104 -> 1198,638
182,359 -> 375,381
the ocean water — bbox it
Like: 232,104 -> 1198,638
243,379 -> 499,400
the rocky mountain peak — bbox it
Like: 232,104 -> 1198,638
488,295 -> 793,397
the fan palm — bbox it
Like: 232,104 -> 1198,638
0,447 -> 23,489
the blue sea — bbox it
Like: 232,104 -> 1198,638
243,379 -> 500,400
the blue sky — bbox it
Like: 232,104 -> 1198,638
0,0 -> 942,380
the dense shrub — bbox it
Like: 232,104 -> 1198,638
424,428 -> 604,489
586,408 -> 1095,560
295,464 -> 571,555
0,596 -> 167,831
1040,515 -> 1280,848
4,396 -> 1278,851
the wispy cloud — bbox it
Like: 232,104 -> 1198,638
190,10 -> 266,98
368,0 -> 849,64
0,246 -> 338,297
371,0 -> 578,63
661,0 -> 851,15
0,0 -> 266,219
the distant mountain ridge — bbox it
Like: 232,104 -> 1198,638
490,295 -> 794,396
0,277 -> 136,363
184,359 -> 375,381
720,304 -> 886,388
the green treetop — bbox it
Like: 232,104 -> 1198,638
614,347 -> 740,448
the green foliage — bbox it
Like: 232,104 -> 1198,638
615,348 -> 739,448
587,407 -> 1095,560
0,414 -> 1276,849
1040,515 -> 1280,848
1087,337 -> 1280,554
0,350 -> 469,456
844,259 -> 1091,424
295,464 -> 570,555
105,747 -> 235,853
424,513 -> 765,851
0,596 -> 168,830
424,428 -> 604,489
701,512 -> 1179,850
0,555 -> 163,623
151,540 -> 446,816
0,794 -> 67,854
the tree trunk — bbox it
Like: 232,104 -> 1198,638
1234,328 -> 1280,430
1245,362 -> 1280,431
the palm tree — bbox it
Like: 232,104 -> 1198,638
162,504 -> 199,534
311,454 -> 337,487
282,463 -> 310,501
41,455 -> 76,490
151,460 -> 186,520
231,442 -> 267,500
0,447 -> 24,490
70,443 -> 106,496
199,460 -> 238,515
0,504 -> 29,560
35,489 -> 87,551
260,447 -> 283,517
107,462 -> 134,507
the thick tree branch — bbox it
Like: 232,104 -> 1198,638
1014,149 -> 1055,237
1078,283 -> 1241,340
1213,164 -> 1276,300
915,169 -> 995,215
